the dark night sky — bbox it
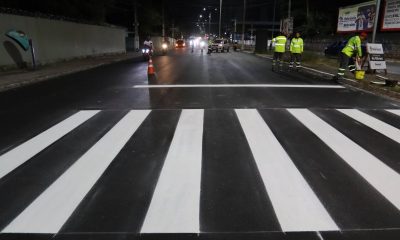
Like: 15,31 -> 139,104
0,0 -> 366,35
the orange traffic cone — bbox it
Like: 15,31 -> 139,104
148,58 -> 155,75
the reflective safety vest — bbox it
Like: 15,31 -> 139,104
342,36 -> 362,58
290,37 -> 304,54
272,35 -> 287,53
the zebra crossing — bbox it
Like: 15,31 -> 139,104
0,108 -> 400,236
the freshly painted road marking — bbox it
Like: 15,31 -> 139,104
0,111 -> 99,180
289,109 -> 400,211
236,109 -> 339,232
141,110 -> 204,233
338,109 -> 400,144
132,84 -> 345,89
2,110 -> 150,234
386,109 -> 400,117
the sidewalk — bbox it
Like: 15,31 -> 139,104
0,52 -> 141,92
245,51 -> 400,101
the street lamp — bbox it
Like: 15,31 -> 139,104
219,0 -> 223,37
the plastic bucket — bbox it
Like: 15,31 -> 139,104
355,70 -> 365,80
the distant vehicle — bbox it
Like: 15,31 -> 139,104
141,46 -> 153,61
208,39 -> 230,53
324,41 -> 347,57
162,42 -> 168,55
175,39 -> 186,48
324,40 -> 366,58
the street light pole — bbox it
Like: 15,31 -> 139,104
219,0 -> 223,37
162,1 -> 165,38
288,0 -> 291,18
241,0 -> 246,50
134,0 -> 139,51
372,0 -> 381,43
209,12 -> 212,35
272,0 -> 276,39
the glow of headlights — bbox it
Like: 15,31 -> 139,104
200,42 -> 205,47
162,44 -> 168,49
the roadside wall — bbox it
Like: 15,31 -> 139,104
0,13 -> 126,68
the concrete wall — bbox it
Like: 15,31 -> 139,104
0,13 -> 126,68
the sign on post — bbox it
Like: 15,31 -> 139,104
337,1 -> 377,33
280,17 -> 293,36
382,0 -> 400,31
367,43 -> 387,70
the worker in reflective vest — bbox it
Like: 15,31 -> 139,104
272,32 -> 287,71
289,32 -> 304,71
335,32 -> 367,81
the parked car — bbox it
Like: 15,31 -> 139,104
324,40 -> 366,58
208,39 -> 230,53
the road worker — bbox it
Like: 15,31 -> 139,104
271,32 -> 287,72
289,32 -> 304,71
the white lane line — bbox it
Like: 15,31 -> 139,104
288,109 -> 400,211
133,84 -> 345,89
0,111 -> 99,180
235,109 -> 339,232
338,109 -> 400,144
386,109 -> 400,117
141,109 -> 204,233
2,110 -> 151,234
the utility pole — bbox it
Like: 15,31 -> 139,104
272,0 -> 276,39
162,1 -> 165,38
306,0 -> 309,20
171,21 -> 175,39
372,0 -> 381,43
288,0 -> 291,18
134,0 -> 139,51
209,12 -> 212,36
219,0 -> 223,37
241,0 -> 246,50
234,18 -> 237,41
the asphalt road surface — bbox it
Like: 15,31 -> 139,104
0,48 -> 400,240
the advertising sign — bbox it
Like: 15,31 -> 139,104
367,43 -> 387,70
337,1 -> 376,33
382,0 -> 400,31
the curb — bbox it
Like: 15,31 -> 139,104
245,52 -> 400,102
0,54 -> 141,93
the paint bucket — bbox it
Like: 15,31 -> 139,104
355,70 -> 365,80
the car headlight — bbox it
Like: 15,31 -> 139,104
142,49 -> 145,53
183,43 -> 186,46
162,43 -> 168,49
145,49 -> 150,53
200,41 -> 205,47
218,44 -> 223,47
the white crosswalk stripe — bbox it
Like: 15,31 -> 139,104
339,109 -> 400,144
1,108 -> 400,234
387,109 -> 400,117
288,109 -> 400,211
141,110 -> 204,233
236,109 -> 339,232
2,110 -> 150,233
0,110 -> 99,180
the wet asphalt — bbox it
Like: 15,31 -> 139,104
0,48 -> 400,240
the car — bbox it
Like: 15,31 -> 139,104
324,40 -> 367,58
209,39 -> 230,53
175,39 -> 186,48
